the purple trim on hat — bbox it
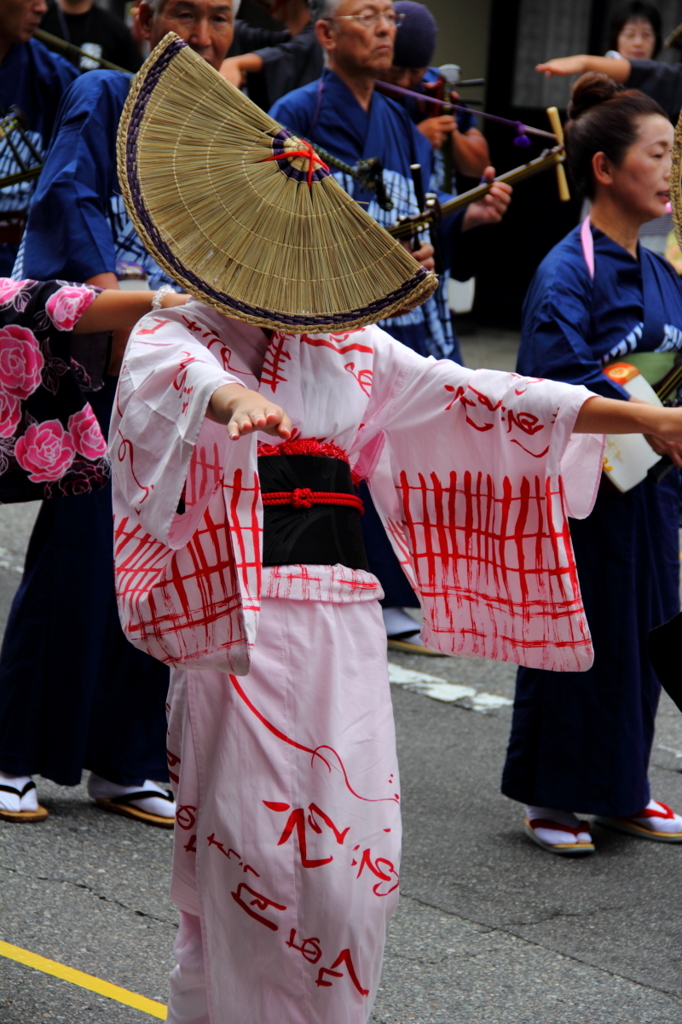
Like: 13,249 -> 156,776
124,38 -> 430,328
268,129 -> 331,185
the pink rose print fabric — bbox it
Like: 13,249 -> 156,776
0,278 -> 110,502
15,420 -> 76,482
46,285 -> 96,332
0,325 -> 44,399
0,392 -> 21,439
68,406 -> 108,460
0,279 -> 29,308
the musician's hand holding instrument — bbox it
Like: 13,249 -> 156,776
461,166 -> 513,231
416,114 -> 457,150
401,240 -> 435,272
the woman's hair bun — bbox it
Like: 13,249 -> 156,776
568,73 -> 619,120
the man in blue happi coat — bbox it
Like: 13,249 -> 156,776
19,0 -> 240,296
0,0 -> 239,826
270,0 -> 513,648
0,0 -> 77,274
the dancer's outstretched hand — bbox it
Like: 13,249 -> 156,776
575,395 -> 682,449
208,384 -> 292,441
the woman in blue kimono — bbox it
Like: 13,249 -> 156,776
502,73 -> 682,854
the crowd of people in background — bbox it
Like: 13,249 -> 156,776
1,0 -> 682,1017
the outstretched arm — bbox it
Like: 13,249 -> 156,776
73,287 -> 188,334
575,394 -> 682,465
536,55 -> 631,83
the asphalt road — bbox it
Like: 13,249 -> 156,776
0,332 -> 681,1023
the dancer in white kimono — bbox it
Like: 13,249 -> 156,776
111,301 -> 682,1023
110,32 -> 682,1024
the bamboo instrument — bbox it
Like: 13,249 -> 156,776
387,143 -> 566,240
545,106 -> 570,202
35,28 -> 132,73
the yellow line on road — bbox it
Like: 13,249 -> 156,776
0,939 -> 167,1018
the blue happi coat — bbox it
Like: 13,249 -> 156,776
270,67 -> 461,362
0,38 -> 77,274
502,223 -> 682,817
17,70 -> 174,286
0,71 -> 171,789
272,68 -> 463,608
398,67 -> 476,194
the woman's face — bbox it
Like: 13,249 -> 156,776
617,16 -> 656,60
600,114 -> 673,223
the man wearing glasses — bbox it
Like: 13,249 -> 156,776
270,0 -> 513,653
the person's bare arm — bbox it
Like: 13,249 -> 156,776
416,117 -> 490,179
81,274 -> 187,374
451,127 -> 490,180
574,394 -> 682,465
220,53 -> 264,87
85,272 -> 118,290
207,383 -> 292,440
73,288 -> 188,334
536,55 -> 631,83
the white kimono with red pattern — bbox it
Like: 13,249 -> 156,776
110,301 -> 603,1024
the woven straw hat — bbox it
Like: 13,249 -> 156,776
117,33 -> 437,332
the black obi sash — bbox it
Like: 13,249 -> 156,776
257,440 -> 368,570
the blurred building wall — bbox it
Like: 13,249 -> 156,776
428,0 -> 492,80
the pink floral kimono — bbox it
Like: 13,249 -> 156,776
0,277 -> 110,501
110,301 -> 604,1024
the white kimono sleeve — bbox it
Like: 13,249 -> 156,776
110,310 -> 260,674
355,333 -> 604,672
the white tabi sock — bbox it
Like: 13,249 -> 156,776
0,771 -> 38,812
525,805 -> 592,846
382,607 -> 420,639
87,773 -> 176,819
627,799 -> 682,834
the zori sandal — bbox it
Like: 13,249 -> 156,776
94,788 -> 176,829
524,814 -> 595,855
0,781 -> 48,823
595,800 -> 682,842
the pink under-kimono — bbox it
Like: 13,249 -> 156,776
110,301 -> 604,1023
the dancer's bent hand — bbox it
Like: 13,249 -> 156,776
207,384 -> 292,441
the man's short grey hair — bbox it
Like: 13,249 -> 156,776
308,0 -> 343,23
141,0 -> 241,14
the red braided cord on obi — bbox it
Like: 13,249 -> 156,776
258,439 -> 349,462
262,488 -> 364,512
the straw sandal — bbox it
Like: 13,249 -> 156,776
94,789 -> 175,829
0,781 -> 48,822
524,816 -> 595,855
